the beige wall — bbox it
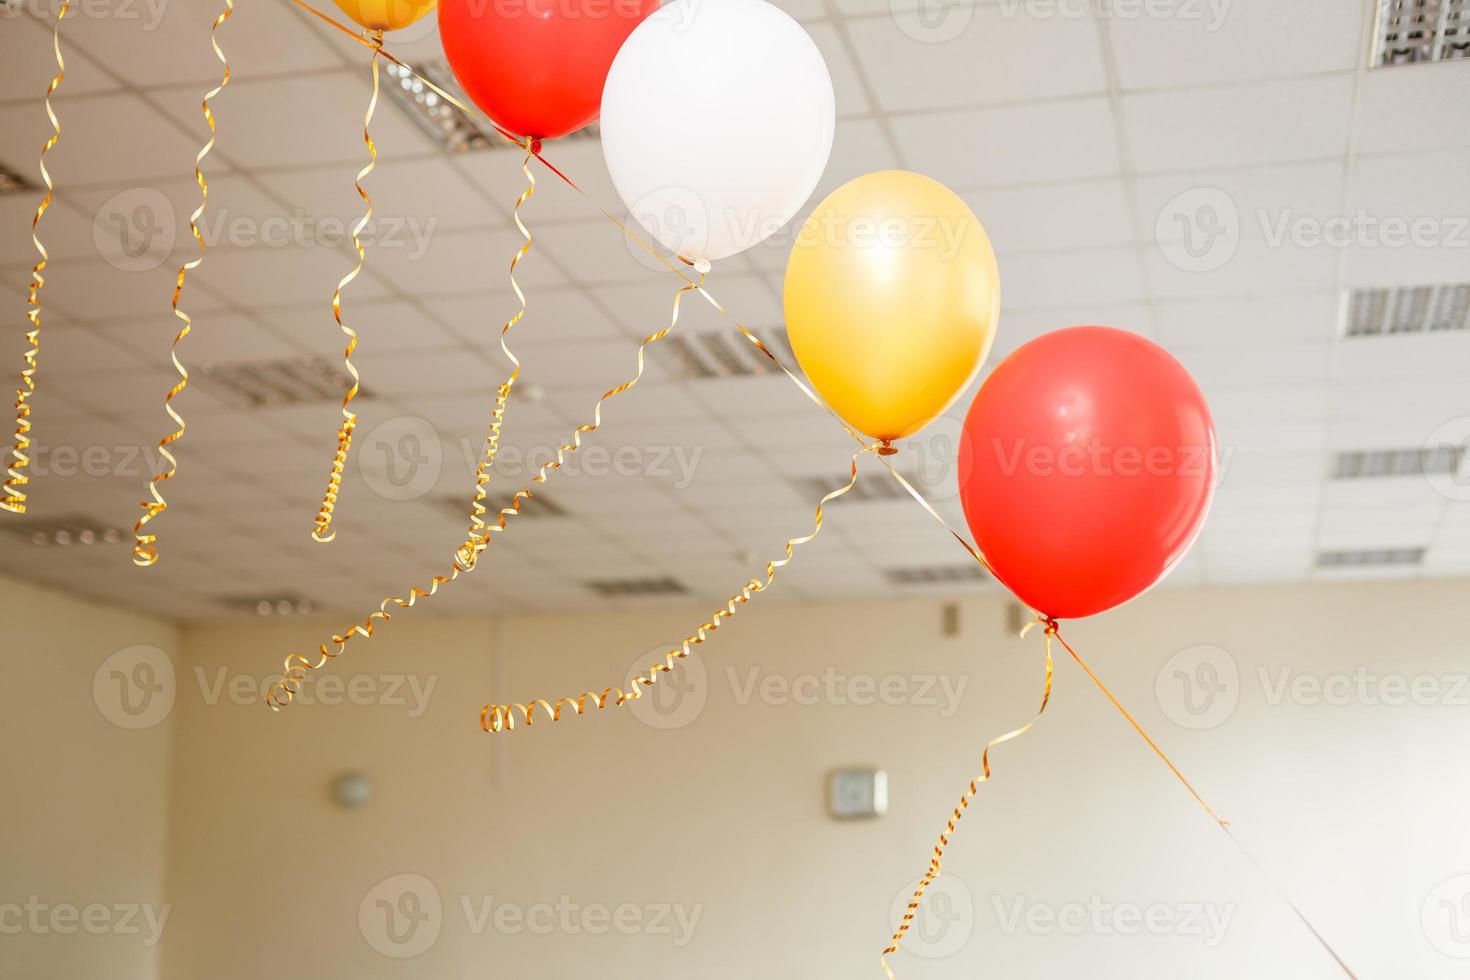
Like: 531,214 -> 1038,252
0,576 -> 179,980
159,579 -> 1466,980
7,577 -> 1469,978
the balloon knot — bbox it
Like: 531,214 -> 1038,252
1044,617 -> 1059,635
528,137 -> 543,155
875,439 -> 898,457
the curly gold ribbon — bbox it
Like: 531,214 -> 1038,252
457,143 -> 539,572
481,446 -> 871,732
1,0 -> 70,516
881,616 -> 1054,979
131,0 -> 233,566
311,30 -> 384,545
266,273 -> 704,710
280,11 -> 1362,973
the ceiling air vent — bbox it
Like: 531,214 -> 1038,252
383,61 -> 602,153
431,491 -> 566,519
1316,547 -> 1425,568
883,565 -> 987,586
197,356 -> 363,410
218,594 -> 317,616
661,328 -> 797,380
1341,283 -> 1470,336
790,471 -> 912,504
2,515 -> 123,547
1373,0 -> 1470,66
584,576 -> 687,597
1332,445 -> 1465,479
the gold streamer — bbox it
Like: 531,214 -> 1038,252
266,274 -> 705,710
311,30 -> 384,544
457,144 -> 538,572
1,0 -> 69,516
881,616 -> 1054,979
480,447 -> 872,732
131,0 -> 233,566
279,11 -> 1363,973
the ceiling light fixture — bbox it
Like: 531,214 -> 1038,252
1373,0 -> 1470,66
1316,547 -> 1426,568
1341,283 -> 1470,336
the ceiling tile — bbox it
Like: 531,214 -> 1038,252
1108,0 -> 1365,90
890,98 -> 1121,188
848,3 -> 1105,113
1123,75 -> 1355,172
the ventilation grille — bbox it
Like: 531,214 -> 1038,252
2,515 -> 123,547
1342,283 -> 1470,336
384,61 -> 602,152
790,471 -> 913,504
1373,0 -> 1470,66
585,576 -> 687,598
1316,547 -> 1425,568
217,594 -> 317,616
0,162 -> 33,196
660,328 -> 797,381
883,565 -> 987,586
431,491 -> 566,520
1333,445 -> 1465,479
198,356 -> 362,410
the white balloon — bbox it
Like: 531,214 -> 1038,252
600,0 -> 835,265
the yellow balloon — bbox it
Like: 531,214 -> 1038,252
783,170 -> 1000,444
332,0 -> 436,32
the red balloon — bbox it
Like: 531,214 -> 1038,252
438,0 -> 657,141
958,327 -> 1216,620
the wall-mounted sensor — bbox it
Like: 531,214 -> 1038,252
332,771 -> 373,811
828,769 -> 888,820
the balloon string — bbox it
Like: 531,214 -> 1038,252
311,31 -> 383,545
131,0 -> 232,565
266,273 -> 704,710
1,0 -> 69,516
481,446 -> 872,733
279,15 -> 1362,974
457,144 -> 538,572
1049,627 -> 1360,979
880,616 -> 1054,979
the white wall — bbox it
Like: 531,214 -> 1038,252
143,578 -> 1469,980
0,576 -> 179,980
